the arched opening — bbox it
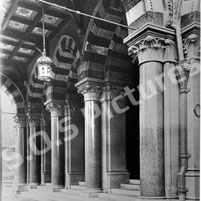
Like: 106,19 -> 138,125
1,89 -> 17,199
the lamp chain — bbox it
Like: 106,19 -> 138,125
42,5 -> 46,55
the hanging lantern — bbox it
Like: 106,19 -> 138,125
36,5 -> 53,82
36,52 -> 53,82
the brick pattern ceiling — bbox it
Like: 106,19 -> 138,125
0,0 -> 72,68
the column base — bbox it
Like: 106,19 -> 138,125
16,184 -> 28,194
83,188 -> 102,198
52,185 -> 64,192
41,171 -> 51,185
65,171 -> 84,188
29,183 -> 39,189
102,171 -> 130,192
140,196 -> 166,200
186,169 -> 200,200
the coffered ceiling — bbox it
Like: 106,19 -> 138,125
0,0 -> 75,79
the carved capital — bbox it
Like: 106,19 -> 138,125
164,39 -> 178,63
183,34 -> 200,60
78,84 -> 102,102
101,85 -> 124,101
14,115 -> 27,128
175,61 -> 191,93
128,35 -> 166,64
45,100 -> 64,117
27,114 -> 41,127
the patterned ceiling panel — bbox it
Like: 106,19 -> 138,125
15,7 -> 38,20
1,0 -> 72,68
32,27 -> 50,36
8,20 -> 29,32
43,14 -> 62,26
0,43 -> 15,51
0,53 -> 9,59
18,48 -> 34,55
13,56 -> 28,62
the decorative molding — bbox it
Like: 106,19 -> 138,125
164,0 -> 176,27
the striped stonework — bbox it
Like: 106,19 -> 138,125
81,0 -> 133,84
1,74 -> 25,115
46,35 -> 81,102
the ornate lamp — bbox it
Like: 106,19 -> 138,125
36,6 -> 53,82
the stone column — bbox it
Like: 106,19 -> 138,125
28,115 -> 41,188
129,36 -> 165,198
45,101 -> 65,191
15,115 -> 27,192
163,39 -> 180,198
78,84 -> 102,192
184,34 -> 200,200
101,85 -> 129,191
65,97 -> 84,188
40,115 -> 51,185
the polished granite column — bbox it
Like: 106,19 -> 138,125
46,100 -> 65,191
101,85 -> 129,191
28,115 -> 41,188
65,97 -> 84,188
40,115 -> 51,185
78,84 -> 102,191
129,36 -> 165,198
15,115 -> 27,191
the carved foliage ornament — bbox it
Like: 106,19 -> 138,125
128,36 -> 177,62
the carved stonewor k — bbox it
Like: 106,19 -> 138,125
14,115 -> 27,128
128,35 -> 166,64
45,100 -> 65,117
183,34 -> 200,60
175,61 -> 191,94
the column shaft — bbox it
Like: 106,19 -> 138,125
51,113 -> 65,189
16,121 -> 27,184
29,119 -> 41,187
40,118 -> 51,185
84,91 -> 102,190
140,61 -> 165,197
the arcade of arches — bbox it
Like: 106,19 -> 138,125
0,0 -> 200,200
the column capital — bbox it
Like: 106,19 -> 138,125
124,24 -> 176,65
14,115 -> 27,128
77,83 -> 102,102
65,100 -> 83,116
27,113 -> 41,127
45,100 -> 65,117
128,35 -> 166,64
183,33 -> 200,60
101,84 -> 124,101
